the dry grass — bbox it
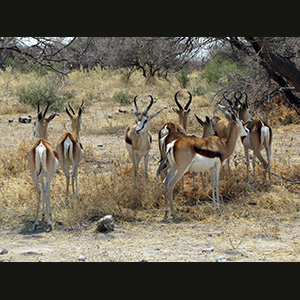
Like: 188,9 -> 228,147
1,67 -> 300,237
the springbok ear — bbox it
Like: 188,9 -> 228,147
149,109 -> 163,120
47,112 -> 57,122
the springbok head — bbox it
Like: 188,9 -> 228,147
66,101 -> 84,135
34,101 -> 57,139
172,90 -> 192,129
133,95 -> 163,134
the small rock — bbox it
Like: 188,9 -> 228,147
78,255 -> 86,262
138,259 -> 148,262
97,144 -> 103,148
95,215 -> 115,233
8,119 -> 14,123
202,247 -> 214,253
0,248 -> 8,255
216,255 -> 227,262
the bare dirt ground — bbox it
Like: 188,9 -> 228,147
1,107 -> 300,262
1,219 -> 300,262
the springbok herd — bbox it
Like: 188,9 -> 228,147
28,90 -> 272,231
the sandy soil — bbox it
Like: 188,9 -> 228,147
1,219 -> 300,262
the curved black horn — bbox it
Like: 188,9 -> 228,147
68,101 -> 76,115
194,113 -> 204,125
244,92 -> 248,108
43,101 -> 50,118
37,101 -> 40,114
78,101 -> 84,116
174,91 -> 183,110
184,91 -> 192,110
133,95 -> 141,115
223,91 -> 233,106
234,91 -> 243,105
142,95 -> 154,116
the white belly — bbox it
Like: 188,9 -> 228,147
188,154 -> 217,173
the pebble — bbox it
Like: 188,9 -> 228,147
216,255 -> 227,262
0,248 -> 8,255
202,247 -> 214,253
78,255 -> 86,262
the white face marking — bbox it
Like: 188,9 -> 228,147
160,125 -> 169,138
135,116 -> 149,134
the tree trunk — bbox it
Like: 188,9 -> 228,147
245,37 -> 300,107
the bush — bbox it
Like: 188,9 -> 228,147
18,84 -> 75,112
176,68 -> 192,88
112,90 -> 133,105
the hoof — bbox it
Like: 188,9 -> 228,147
46,224 -> 53,233
33,224 -> 38,231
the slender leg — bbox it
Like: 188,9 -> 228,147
167,163 -> 191,218
244,146 -> 250,186
266,147 -> 271,181
215,160 -> 221,208
252,156 -> 257,188
200,172 -> 206,191
33,173 -> 41,231
163,165 -> 177,218
40,176 -> 45,221
144,153 -> 149,179
210,167 -> 216,206
64,164 -> 70,200
71,162 -> 76,195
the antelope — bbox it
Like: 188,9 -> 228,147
194,114 -> 214,189
157,114 -> 214,189
28,101 -> 58,231
234,92 -> 272,186
212,91 -> 248,175
162,108 -> 248,218
158,90 -> 192,160
125,95 -> 163,178
56,101 -> 84,199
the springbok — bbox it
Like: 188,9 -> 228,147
56,101 -> 84,199
28,101 -> 58,231
162,108 -> 248,218
125,95 -> 163,178
234,93 -> 272,186
194,114 -> 214,189
158,90 -> 192,160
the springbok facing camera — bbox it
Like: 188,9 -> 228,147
125,95 -> 163,178
28,101 -> 58,231
163,107 -> 248,218
158,90 -> 192,160
56,101 -> 84,200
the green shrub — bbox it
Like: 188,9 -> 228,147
112,90 -> 133,105
176,68 -> 192,88
18,85 -> 75,112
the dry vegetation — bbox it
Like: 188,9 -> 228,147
1,67 -> 300,261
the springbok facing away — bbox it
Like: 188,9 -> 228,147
28,101 -> 58,231
234,93 -> 272,186
125,95 -> 163,178
56,101 -> 84,200
163,110 -> 248,218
